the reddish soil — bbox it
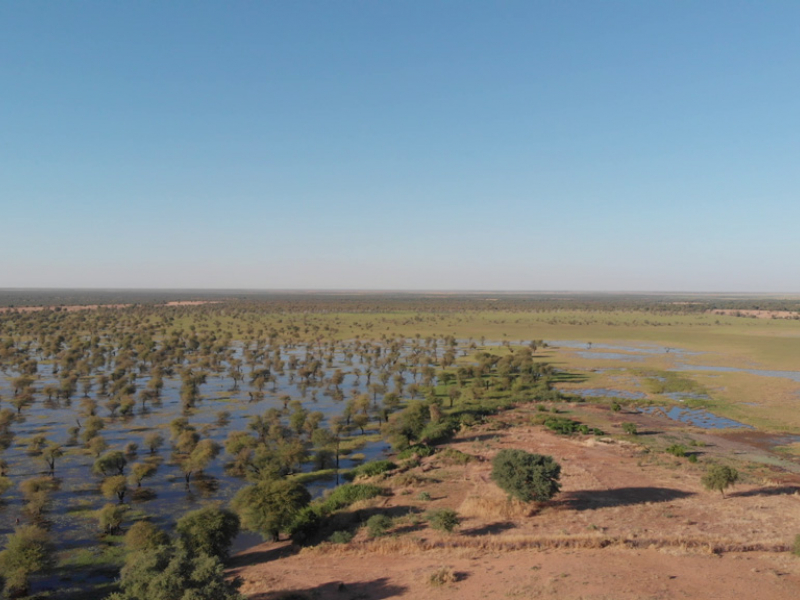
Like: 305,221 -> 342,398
229,405 -> 800,599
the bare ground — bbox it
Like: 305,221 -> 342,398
229,405 -> 800,599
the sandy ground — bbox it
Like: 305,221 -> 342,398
228,406 -> 800,599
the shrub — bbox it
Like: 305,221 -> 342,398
232,478 -> 311,541
427,508 -> 460,532
107,546 -> 244,600
344,460 -> 396,481
621,422 -> 638,435
428,566 -> 458,586
543,417 -> 580,435
665,444 -> 687,457
327,530 -> 353,544
176,506 -> 240,559
491,449 -> 561,503
701,465 -> 739,498
793,534 -> 800,557
320,484 -> 382,513
439,448 -> 472,465
365,514 -> 393,538
289,506 -> 323,542
396,444 -> 434,460
417,491 -> 432,502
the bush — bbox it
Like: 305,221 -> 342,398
491,449 -> 561,503
365,513 -> 393,538
396,444 -> 434,460
427,508 -> 460,532
701,464 -> 739,498
343,460 -> 396,481
107,546 -> 244,600
543,417 -> 580,435
327,530 -> 353,544
621,422 -> 638,435
793,534 -> 800,557
320,484 -> 382,513
665,444 -> 687,457
176,506 -> 240,559
289,505 -> 323,542
428,566 -> 458,586
232,478 -> 311,541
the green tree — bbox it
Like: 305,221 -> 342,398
97,503 -> 127,534
107,546 -> 244,600
124,521 -> 170,553
491,449 -> 561,503
176,506 -> 240,560
94,450 -> 128,477
129,462 -> 158,488
232,478 -> 310,541
701,464 -> 739,498
41,443 -> 63,476
101,475 -> 129,503
0,525 -> 55,598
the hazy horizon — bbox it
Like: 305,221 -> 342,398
2,2 -> 798,292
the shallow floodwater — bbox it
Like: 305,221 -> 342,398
675,363 -> 800,383
566,388 -> 647,400
639,406 -> 752,430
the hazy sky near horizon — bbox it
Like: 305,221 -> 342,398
2,2 -> 798,292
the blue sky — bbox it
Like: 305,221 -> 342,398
1,1 -> 798,291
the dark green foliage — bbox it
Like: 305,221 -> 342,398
365,513 -> 393,538
319,483 -> 383,513
106,546 -> 244,600
665,444 -> 687,457
417,418 -> 458,445
344,460 -> 396,481
427,508 -> 460,532
232,478 -> 311,541
621,422 -> 638,435
289,505 -> 323,542
701,464 -> 739,497
327,530 -> 353,544
0,525 -> 55,598
396,444 -> 434,460
543,417 -> 580,435
491,449 -> 561,503
176,506 -> 240,560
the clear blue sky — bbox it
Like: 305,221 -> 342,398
1,1 -> 798,291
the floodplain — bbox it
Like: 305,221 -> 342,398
1,292 -> 800,599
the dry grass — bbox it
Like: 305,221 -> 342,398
459,493 -> 534,520
428,566 -> 459,586
305,531 -> 792,557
